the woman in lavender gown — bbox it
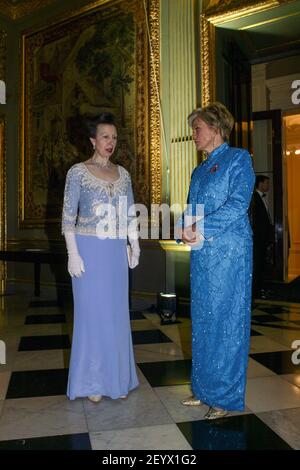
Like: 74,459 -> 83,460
62,112 -> 140,403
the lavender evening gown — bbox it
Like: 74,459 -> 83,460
62,163 -> 139,399
67,235 -> 139,399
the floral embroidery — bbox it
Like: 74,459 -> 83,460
61,162 -> 134,236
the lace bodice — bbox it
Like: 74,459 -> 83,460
61,162 -> 135,237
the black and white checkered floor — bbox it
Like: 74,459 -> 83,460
0,292 -> 300,450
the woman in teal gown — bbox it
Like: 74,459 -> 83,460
178,102 -> 255,419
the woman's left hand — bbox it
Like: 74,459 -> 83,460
127,239 -> 140,269
182,224 -> 204,246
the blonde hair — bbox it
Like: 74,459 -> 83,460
188,102 -> 234,141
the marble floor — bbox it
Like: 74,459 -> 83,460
0,290 -> 300,450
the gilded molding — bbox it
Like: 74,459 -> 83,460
148,0 -> 161,205
238,9 -> 300,30
200,16 -> 215,106
205,1 -> 291,24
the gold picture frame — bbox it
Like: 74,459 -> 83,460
19,0 -> 160,228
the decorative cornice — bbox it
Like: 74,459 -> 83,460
0,0 -> 58,20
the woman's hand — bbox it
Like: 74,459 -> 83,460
182,224 -> 204,246
127,239 -> 140,269
68,252 -> 85,277
64,231 -> 85,277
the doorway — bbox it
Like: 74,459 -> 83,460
283,110 -> 300,280
251,110 -> 283,281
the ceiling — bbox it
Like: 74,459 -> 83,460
0,0 -> 299,58
211,0 -> 300,62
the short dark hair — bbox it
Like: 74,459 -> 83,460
86,112 -> 117,138
255,175 -> 269,188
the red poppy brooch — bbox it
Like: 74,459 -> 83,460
210,164 -> 219,173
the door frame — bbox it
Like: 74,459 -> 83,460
252,109 -> 283,281
282,107 -> 300,280
200,0 -> 296,106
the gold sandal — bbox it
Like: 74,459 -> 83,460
181,396 -> 204,406
204,407 -> 228,420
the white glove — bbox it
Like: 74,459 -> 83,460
64,232 -> 85,278
127,239 -> 140,269
68,252 -> 85,277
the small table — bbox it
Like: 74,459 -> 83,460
0,249 -> 67,297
